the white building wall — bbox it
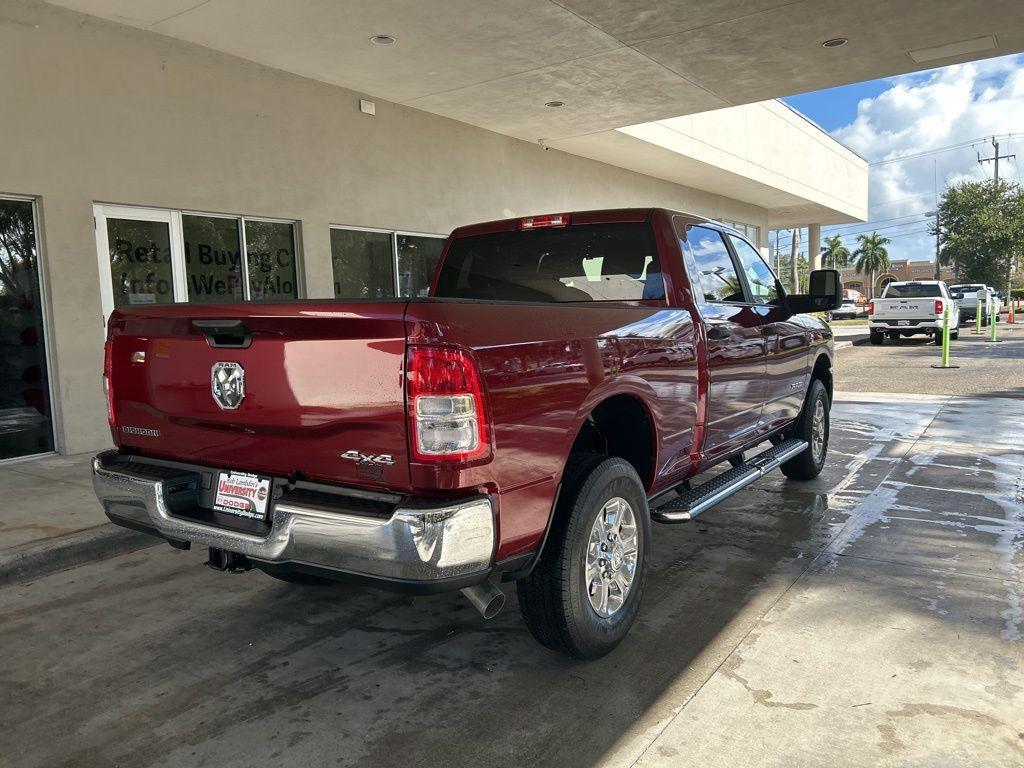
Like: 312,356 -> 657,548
3,0 -> 779,454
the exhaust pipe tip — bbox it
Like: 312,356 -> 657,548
461,581 -> 505,620
206,547 -> 228,572
206,547 -> 252,573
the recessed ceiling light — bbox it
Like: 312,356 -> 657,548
370,35 -> 396,46
822,37 -> 848,48
545,101 -> 565,108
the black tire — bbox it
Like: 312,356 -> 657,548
951,328 -> 960,340
781,379 -> 829,481
517,457 -> 651,659
870,330 -> 884,345
933,331 -> 943,345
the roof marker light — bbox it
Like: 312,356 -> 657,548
518,213 -> 570,230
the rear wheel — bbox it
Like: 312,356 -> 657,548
870,330 -> 884,345
517,457 -> 650,659
951,328 -> 960,340
934,331 -> 943,345
781,379 -> 829,481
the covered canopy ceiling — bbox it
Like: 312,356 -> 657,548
43,0 -> 1024,223
46,0 -> 1023,141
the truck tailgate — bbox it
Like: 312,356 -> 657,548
107,302 -> 411,491
872,299 -> 934,320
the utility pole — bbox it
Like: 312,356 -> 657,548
926,209 -> 941,280
977,135 -> 1015,182
977,136 -> 1017,297
932,159 -> 941,281
790,227 -> 800,293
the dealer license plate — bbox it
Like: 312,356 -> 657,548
213,471 -> 272,520
897,320 -> 910,326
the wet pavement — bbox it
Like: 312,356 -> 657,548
1,391 -> 1022,767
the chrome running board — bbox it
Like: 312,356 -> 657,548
651,438 -> 808,523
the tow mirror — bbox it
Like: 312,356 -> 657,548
785,269 -> 843,315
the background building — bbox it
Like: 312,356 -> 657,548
841,261 -> 957,297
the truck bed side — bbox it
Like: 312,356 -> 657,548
404,299 -> 698,558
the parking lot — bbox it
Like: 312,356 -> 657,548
1,327 -> 1021,768
835,322 -> 1024,398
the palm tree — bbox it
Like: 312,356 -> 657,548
853,232 -> 892,298
821,234 -> 851,270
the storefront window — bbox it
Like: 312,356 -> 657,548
331,228 -> 395,299
94,205 -> 301,319
182,215 -> 244,304
0,197 -> 54,459
397,234 -> 445,298
720,219 -> 761,245
244,220 -> 299,301
106,218 -> 175,308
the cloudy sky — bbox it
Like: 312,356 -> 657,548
782,52 -> 1024,262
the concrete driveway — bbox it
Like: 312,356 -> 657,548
2,389 -> 1021,768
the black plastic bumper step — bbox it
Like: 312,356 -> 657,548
651,438 -> 808,523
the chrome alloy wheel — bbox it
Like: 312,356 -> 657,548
811,398 -> 826,462
585,496 -> 639,618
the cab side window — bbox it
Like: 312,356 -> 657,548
729,235 -> 779,305
684,226 -> 745,303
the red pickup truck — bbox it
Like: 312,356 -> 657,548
93,208 -> 840,658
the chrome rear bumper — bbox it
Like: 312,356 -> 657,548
91,451 -> 495,586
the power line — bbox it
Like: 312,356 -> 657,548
868,190 -> 938,208
868,132 -> 1024,166
826,211 -> 930,233
774,226 -> 934,258
824,218 -> 934,239
879,227 -> 935,239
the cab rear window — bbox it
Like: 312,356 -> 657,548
883,284 -> 942,298
434,223 -> 665,303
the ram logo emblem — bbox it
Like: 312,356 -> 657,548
211,362 -> 245,410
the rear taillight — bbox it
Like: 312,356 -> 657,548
102,338 -> 116,429
934,299 -> 943,315
407,346 -> 491,463
518,213 -> 569,230
868,301 -> 874,316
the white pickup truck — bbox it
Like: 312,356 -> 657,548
869,280 -> 960,345
949,283 -> 998,325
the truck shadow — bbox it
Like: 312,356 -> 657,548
238,492 -> 828,768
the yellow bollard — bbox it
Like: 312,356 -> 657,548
931,303 -> 958,369
986,300 -> 1002,343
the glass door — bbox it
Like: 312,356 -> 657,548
0,196 -> 55,460
94,204 -> 185,320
